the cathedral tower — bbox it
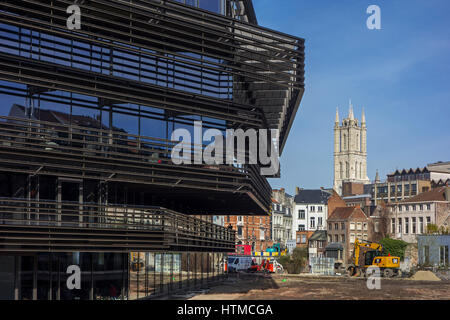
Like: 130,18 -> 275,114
333,100 -> 369,195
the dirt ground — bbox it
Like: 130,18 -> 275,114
189,273 -> 450,300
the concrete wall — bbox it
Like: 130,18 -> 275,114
417,235 -> 450,266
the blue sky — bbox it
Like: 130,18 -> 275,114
254,0 -> 450,193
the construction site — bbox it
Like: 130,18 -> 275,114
166,239 -> 450,300
185,271 -> 450,300
0,0 -> 449,305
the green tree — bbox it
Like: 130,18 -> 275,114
279,247 -> 308,274
380,237 -> 408,260
426,223 -> 439,234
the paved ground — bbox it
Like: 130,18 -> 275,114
189,273 -> 450,300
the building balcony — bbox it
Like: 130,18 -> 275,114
0,0 -> 304,154
0,198 -> 235,253
0,0 -> 304,216
0,115 -> 271,214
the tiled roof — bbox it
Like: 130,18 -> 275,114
401,186 -> 449,203
309,230 -> 327,241
328,206 -> 367,220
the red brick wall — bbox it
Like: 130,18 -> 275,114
224,215 -> 273,251
327,191 -> 347,219
327,207 -> 370,265
342,182 -> 364,197
295,230 -> 314,248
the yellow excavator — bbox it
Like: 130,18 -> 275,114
347,239 -> 402,278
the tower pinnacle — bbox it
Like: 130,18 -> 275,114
335,107 -> 339,124
375,169 -> 380,183
348,99 -> 354,120
361,107 -> 366,126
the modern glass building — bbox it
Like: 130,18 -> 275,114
0,0 -> 304,299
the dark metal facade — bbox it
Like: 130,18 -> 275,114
0,0 -> 304,254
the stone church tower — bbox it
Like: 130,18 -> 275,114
333,101 -> 370,195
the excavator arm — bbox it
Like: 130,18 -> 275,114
353,239 -> 383,267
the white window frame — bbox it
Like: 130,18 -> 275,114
310,216 -> 316,229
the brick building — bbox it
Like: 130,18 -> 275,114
296,230 -> 315,248
327,190 -> 348,217
224,215 -> 273,251
341,181 -> 372,208
342,182 -> 365,197
326,206 -> 370,266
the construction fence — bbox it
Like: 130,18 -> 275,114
309,257 -> 336,276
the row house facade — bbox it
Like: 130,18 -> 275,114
326,206 -> 370,266
225,215 -> 273,251
293,188 -> 346,248
293,189 -> 331,234
308,230 -> 327,260
389,186 -> 450,243
272,188 -> 293,247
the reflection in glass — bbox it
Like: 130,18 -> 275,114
19,256 -> 34,300
37,254 -> 50,300
0,255 -> 15,300
93,253 -> 127,300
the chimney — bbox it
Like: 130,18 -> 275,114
295,186 -> 300,195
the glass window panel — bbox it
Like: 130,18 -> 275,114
37,254 -> 50,300
128,252 -> 139,300
19,256 -> 34,300
199,0 -> 223,14
0,255 -> 15,300
58,253 -> 91,300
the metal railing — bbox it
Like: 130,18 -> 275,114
0,198 -> 235,252
0,115 -> 272,211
